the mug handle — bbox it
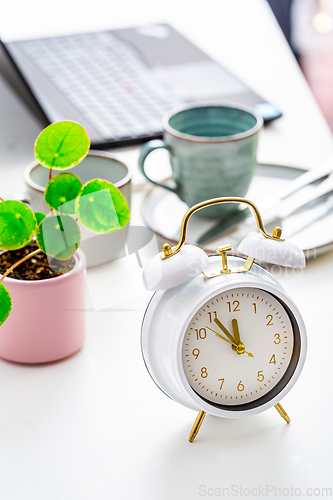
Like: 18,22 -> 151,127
138,140 -> 180,195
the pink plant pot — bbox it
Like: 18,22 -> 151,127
0,250 -> 87,364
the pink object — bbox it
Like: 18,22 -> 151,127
0,250 -> 87,363
302,48 -> 333,130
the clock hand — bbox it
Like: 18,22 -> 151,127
214,318 -> 237,345
231,318 -> 254,358
231,319 -> 254,357
206,325 -> 254,358
206,325 -> 236,346
206,325 -> 254,357
232,318 -> 240,343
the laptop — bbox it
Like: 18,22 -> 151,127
1,24 -> 282,148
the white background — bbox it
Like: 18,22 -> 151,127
1,1 -> 333,499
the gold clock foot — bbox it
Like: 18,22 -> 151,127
189,410 -> 206,442
274,403 -> 291,423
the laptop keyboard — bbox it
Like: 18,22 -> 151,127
18,32 -> 183,141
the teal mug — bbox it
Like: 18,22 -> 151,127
138,103 -> 263,218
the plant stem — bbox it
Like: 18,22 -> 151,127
48,169 -> 54,214
0,249 -> 42,283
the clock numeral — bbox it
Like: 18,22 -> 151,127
192,348 -> 200,359
195,328 -> 206,340
257,370 -> 264,382
201,367 -> 208,378
274,333 -> 281,344
269,354 -> 276,365
218,378 -> 225,390
227,300 -> 240,313
252,303 -> 257,314
266,314 -> 274,326
208,311 -> 217,323
237,380 -> 245,392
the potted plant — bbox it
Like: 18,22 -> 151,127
0,121 -> 130,363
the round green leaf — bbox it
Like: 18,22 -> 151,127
25,212 -> 46,246
0,283 -> 12,327
35,212 -> 46,225
34,121 -> 90,170
44,173 -> 82,214
36,215 -> 81,260
0,201 -> 37,250
75,179 -> 130,233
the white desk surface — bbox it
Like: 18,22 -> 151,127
1,1 -> 333,499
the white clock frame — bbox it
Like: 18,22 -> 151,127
141,196 -> 307,441
141,255 -> 307,419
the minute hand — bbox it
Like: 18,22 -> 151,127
208,324 -> 254,357
214,318 -> 237,344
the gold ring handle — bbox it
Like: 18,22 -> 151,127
161,197 -> 283,260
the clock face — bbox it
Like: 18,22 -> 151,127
182,287 -> 298,408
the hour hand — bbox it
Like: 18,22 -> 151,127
214,318 -> 237,345
231,318 -> 254,357
232,318 -> 240,343
207,324 -> 254,357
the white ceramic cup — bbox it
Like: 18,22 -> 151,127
22,150 -> 132,268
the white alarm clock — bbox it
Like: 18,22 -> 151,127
141,198 -> 307,442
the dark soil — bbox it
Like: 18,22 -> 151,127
0,243 -> 76,281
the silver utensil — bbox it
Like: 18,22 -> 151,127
258,172 -> 333,232
197,160 -> 333,245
